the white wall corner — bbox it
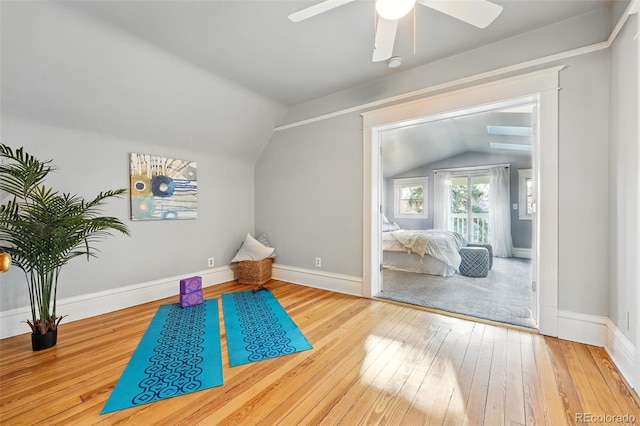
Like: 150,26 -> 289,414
604,318 -> 638,390
557,311 -> 638,388
272,264 -> 363,297
0,265 -> 237,340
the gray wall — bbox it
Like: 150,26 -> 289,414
0,117 -> 258,310
254,114 -> 363,276
257,10 -> 617,318
0,2 -> 284,311
608,14 -> 638,344
384,151 -> 533,249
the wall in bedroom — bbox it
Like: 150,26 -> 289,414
257,9 -> 612,318
384,151 -> 533,250
0,2 -> 284,312
608,13 -> 638,345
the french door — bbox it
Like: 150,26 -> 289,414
449,174 -> 490,244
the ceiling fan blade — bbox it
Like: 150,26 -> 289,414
418,0 -> 503,29
372,17 -> 398,62
288,0 -> 356,22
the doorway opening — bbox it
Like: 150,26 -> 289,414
361,67 -> 561,336
375,99 -> 537,329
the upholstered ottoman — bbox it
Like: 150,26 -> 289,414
467,243 -> 493,269
459,246 -> 490,277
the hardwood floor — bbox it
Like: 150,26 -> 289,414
1,280 -> 639,425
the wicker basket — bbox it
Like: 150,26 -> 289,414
237,258 -> 273,285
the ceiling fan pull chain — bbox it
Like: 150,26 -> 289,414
413,7 -> 416,55
374,2 -> 378,49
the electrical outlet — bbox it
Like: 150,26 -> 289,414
315,257 -> 321,268
513,203 -> 518,210
208,257 -> 215,268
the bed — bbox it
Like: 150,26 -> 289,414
382,229 -> 464,277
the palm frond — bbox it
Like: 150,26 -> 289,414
0,143 -> 130,333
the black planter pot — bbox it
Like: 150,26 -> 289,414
31,329 -> 57,351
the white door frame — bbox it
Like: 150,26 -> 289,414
635,9 -> 640,393
362,67 -> 562,336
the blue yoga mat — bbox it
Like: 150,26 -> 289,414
222,290 -> 313,367
102,299 -> 223,414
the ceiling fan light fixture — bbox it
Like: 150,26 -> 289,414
375,0 -> 416,20
386,56 -> 402,68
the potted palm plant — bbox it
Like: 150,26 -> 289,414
0,144 -> 130,350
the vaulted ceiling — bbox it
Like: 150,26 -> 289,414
62,0 -> 618,106
1,0 -> 624,164
381,100 -> 534,177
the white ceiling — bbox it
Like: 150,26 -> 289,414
63,0 -> 618,107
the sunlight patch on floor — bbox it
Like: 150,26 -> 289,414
358,333 -> 467,421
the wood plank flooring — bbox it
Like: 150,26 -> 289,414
1,280 -> 639,425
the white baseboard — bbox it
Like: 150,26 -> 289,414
558,309 -> 607,346
512,247 -> 532,259
0,263 -> 363,339
272,264 -> 363,297
557,310 -> 637,390
0,265 -> 237,339
604,318 -> 637,390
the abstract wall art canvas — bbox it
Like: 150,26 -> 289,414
130,153 -> 197,220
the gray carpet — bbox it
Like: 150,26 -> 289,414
377,257 -> 536,329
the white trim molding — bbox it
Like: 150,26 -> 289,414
557,310 -> 637,389
636,4 -> 640,396
0,265 -> 236,339
271,264 -> 363,297
558,309 -> 608,347
512,248 -> 532,259
605,318 -> 637,390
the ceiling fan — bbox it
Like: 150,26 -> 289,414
288,0 -> 504,63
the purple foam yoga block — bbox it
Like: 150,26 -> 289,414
180,290 -> 203,308
180,276 -> 202,294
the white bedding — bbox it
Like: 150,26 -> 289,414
382,229 -> 464,272
383,251 -> 454,276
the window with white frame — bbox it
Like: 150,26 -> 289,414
518,169 -> 533,220
393,177 -> 428,219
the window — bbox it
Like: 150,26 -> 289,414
393,177 -> 428,219
518,169 -> 533,220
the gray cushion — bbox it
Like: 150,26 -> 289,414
467,243 -> 493,269
459,246 -> 489,277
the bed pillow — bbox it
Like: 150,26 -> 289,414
257,232 -> 277,258
382,221 -> 401,232
231,233 -> 275,262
